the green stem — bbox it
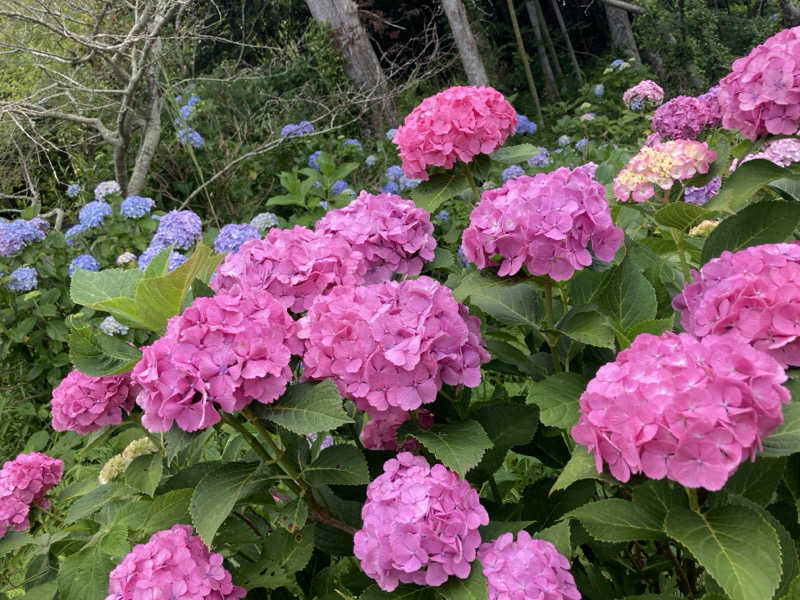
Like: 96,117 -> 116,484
462,162 -> 481,204
489,476 -> 502,504
543,279 -> 562,373
685,487 -> 699,512
671,228 -> 692,283
219,412 -> 273,464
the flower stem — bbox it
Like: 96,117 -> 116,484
670,228 -> 692,283
543,279 -> 562,373
462,162 -> 481,204
219,412 -> 273,464
685,486 -> 700,512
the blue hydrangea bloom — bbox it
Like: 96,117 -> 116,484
281,121 -> 314,138
527,147 -> 550,167
593,84 -> 604,97
94,180 -> 120,201
684,176 -> 722,206
250,212 -> 279,233
319,201 -> 329,210
176,128 -> 204,148
630,98 -> 644,111
514,114 -> 537,135
343,138 -> 362,151
457,247 -> 469,267
502,165 -> 525,181
120,196 -> 155,218
69,254 -> 100,276
435,210 -> 450,222
381,181 -> 399,194
152,210 -> 202,250
0,219 -> 46,257
99,315 -> 129,336
398,176 -> 422,191
308,150 -> 322,171
365,154 -> 378,166
214,223 -> 260,253
575,138 -> 588,150
385,128 -> 397,140
66,183 -> 81,198
78,201 -> 112,227
557,135 -> 570,147
610,59 -> 627,69
64,223 -> 89,245
330,180 -> 349,195
385,165 -> 404,181
137,244 -> 186,272
8,266 -> 37,292
28,218 -> 49,234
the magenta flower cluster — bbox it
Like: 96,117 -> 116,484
51,369 -> 136,435
0,452 -> 62,538
571,331 -> 789,490
353,452 -> 489,591
294,276 -> 489,417
360,407 -> 434,450
478,531 -> 581,600
651,91 -> 721,139
672,242 -> 800,367
461,167 -> 623,281
316,191 -> 437,283
393,85 -> 517,180
132,286 -> 299,432
211,225 -> 366,313
105,524 -> 246,600
718,26 -> 800,139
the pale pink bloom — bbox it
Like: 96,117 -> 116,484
622,80 -> 664,108
353,452 -> 489,591
393,86 -> 517,180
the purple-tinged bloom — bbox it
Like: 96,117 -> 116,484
575,137 -> 588,150
385,165 -> 404,181
137,244 -> 186,272
501,165 -> 525,181
365,154 -> 378,166
0,219 -> 45,257
94,180 -> 120,201
152,210 -> 202,250
435,209 -> 450,222
7,266 -> 37,292
308,150 -> 322,171
176,128 -> 204,148
527,147 -> 550,167
684,176 -> 722,205
78,201 -> 112,228
385,128 -> 397,140
343,138 -> 363,151
69,254 -> 100,277
250,212 -> 279,233
214,223 -> 260,253
330,180 -> 349,196
64,223 -> 88,245
514,114 -> 537,135
594,83 -> 604,96
66,183 -> 81,198
381,181 -> 399,194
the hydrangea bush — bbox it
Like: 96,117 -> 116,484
8,31 -> 800,600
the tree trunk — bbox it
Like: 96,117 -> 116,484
532,0 -> 563,79
604,3 -> 641,63
128,40 -> 162,196
305,0 -> 395,129
779,0 -> 800,26
550,0 -> 583,83
441,0 -> 489,86
506,0 -> 543,126
525,1 -> 559,100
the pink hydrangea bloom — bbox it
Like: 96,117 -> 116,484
353,452 -> 489,591
651,96 -> 710,140
0,452 -> 62,537
132,286 -> 300,432
697,85 -> 722,128
393,86 -> 517,180
315,191 -> 436,283
622,80 -> 664,108
461,166 -> 623,281
742,137 -> 800,167
211,226 -> 366,313
613,140 -> 716,202
478,531 -> 581,600
51,369 -> 136,435
571,331 -> 790,490
105,524 -> 245,600
360,407 -> 434,450
673,242 -> 800,367
718,26 -> 800,139
294,276 -> 489,417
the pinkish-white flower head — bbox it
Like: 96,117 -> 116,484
105,524 -> 246,600
315,191 -> 436,283
622,80 -> 664,109
51,369 -> 136,435
673,242 -> 800,367
613,140 -> 716,203
742,137 -> 800,167
478,531 -> 581,600
393,86 -> 517,180
571,331 -> 790,490
132,286 -> 300,432
461,166 -> 623,281
353,452 -> 489,591
294,276 -> 489,417
211,225 -> 366,313
0,452 -> 62,537
718,26 -> 800,139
